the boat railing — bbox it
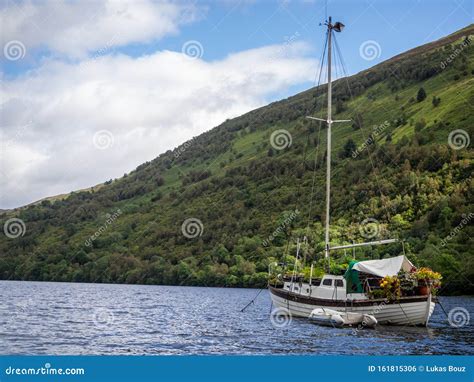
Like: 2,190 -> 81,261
362,277 -> 384,298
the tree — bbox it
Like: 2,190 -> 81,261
340,139 -> 357,158
432,96 -> 441,107
335,100 -> 346,114
417,87 -> 427,102
415,119 -> 426,132
155,175 -> 164,186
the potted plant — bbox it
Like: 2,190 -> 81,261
398,271 -> 418,296
379,275 -> 401,301
413,267 -> 442,295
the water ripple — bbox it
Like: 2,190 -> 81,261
0,281 -> 472,355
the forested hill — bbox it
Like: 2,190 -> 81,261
1,25 -> 473,294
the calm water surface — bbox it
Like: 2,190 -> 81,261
0,281 -> 472,355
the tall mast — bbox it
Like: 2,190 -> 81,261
305,17 -> 345,269
325,17 -> 333,263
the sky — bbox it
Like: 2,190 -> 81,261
0,0 -> 472,209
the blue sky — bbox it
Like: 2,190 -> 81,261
185,0 -> 471,71
0,0 -> 472,208
4,0 -> 472,82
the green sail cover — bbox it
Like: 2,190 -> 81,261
344,260 -> 363,293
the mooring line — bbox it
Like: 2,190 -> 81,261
240,288 -> 265,312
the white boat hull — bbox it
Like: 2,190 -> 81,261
269,286 -> 435,326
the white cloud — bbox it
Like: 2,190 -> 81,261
0,41 -> 317,209
1,0 -> 200,58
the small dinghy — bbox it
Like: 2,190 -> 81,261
309,308 -> 377,328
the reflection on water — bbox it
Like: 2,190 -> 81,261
0,281 -> 472,355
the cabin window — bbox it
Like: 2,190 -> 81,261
322,279 -> 333,286
335,279 -> 344,288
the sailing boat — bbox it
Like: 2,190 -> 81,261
268,17 -> 436,326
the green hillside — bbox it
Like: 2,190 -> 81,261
1,25 -> 473,294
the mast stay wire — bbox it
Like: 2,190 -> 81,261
249,25 -> 329,316
332,33 -> 394,227
279,26 -> 329,271
282,28 -> 329,256
305,29 -> 329,234
296,28 -> 330,266
272,26 -> 329,278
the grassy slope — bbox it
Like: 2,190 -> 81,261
1,26 -> 473,293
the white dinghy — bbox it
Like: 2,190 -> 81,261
309,308 -> 377,328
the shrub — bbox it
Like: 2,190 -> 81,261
417,87 -> 427,102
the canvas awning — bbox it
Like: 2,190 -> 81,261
351,255 -> 415,278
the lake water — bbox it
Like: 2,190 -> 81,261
0,281 -> 472,355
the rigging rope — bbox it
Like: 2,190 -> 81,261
305,29 -> 329,234
332,33 -> 394,227
240,288 -> 265,312
281,27 -> 328,266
